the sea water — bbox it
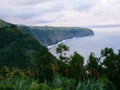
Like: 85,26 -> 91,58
49,27 -> 120,62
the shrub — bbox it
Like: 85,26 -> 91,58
0,83 -> 14,90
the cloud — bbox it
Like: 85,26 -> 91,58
0,0 -> 120,26
0,0 -> 52,6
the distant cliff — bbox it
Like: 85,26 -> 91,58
21,26 -> 94,46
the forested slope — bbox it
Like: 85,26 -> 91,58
21,26 -> 94,46
0,19 -> 56,69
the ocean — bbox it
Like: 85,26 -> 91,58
49,27 -> 120,63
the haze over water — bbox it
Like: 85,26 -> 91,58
49,27 -> 120,61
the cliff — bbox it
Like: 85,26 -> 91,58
21,26 -> 94,46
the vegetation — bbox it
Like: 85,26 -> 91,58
0,19 -> 12,28
20,26 -> 94,46
0,44 -> 119,90
0,20 -> 56,69
0,19 -> 119,90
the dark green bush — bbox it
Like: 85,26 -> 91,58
0,83 -> 14,90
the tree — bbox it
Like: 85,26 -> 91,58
86,52 -> 101,79
56,43 -> 70,63
35,47 -> 57,82
69,52 -> 86,81
101,48 -> 120,89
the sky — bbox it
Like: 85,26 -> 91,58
0,0 -> 120,27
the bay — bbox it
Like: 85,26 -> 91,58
49,27 -> 120,62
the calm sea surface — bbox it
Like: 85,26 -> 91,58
49,27 -> 120,62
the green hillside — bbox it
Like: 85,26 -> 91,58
0,19 -> 12,28
20,26 -> 94,46
0,19 -> 55,69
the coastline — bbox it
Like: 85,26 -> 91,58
47,34 -> 94,49
47,37 -> 77,49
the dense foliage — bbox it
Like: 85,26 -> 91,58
0,21 -> 54,69
0,44 -> 119,90
0,19 -> 119,90
33,43 -> 119,90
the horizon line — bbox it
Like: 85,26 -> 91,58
85,24 -> 120,28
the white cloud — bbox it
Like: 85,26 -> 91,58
0,0 -> 120,26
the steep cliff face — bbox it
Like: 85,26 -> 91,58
21,26 -> 94,46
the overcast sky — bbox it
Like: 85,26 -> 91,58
0,0 -> 120,26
